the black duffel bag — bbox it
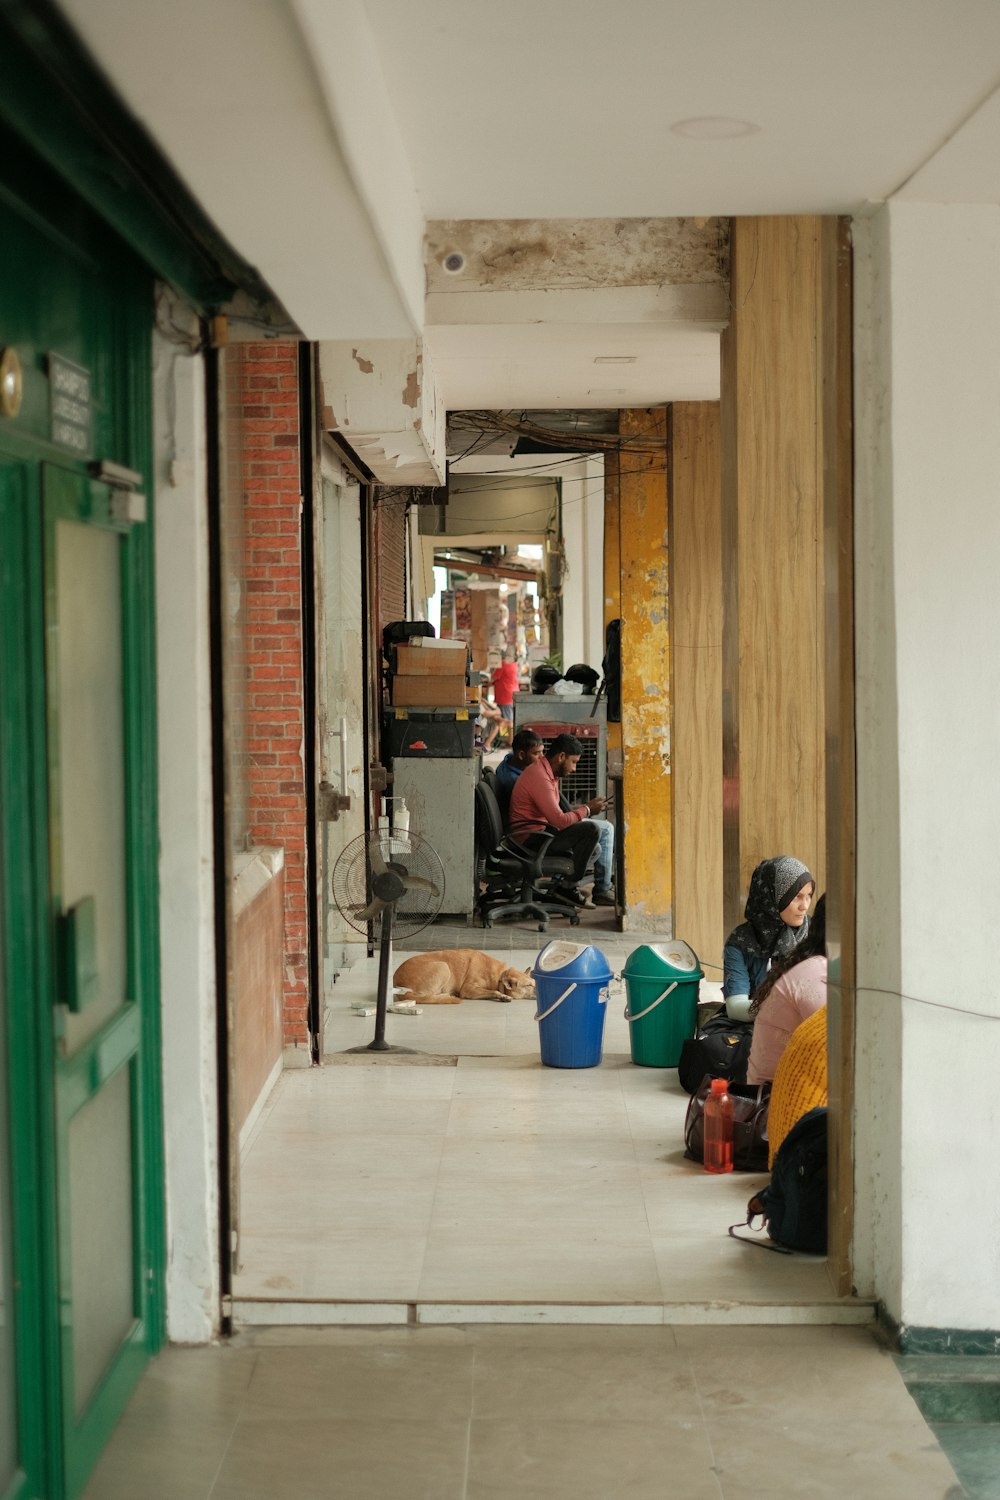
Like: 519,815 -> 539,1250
678,1014 -> 754,1094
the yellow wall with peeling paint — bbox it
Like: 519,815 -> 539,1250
603,451 -> 622,759
618,407 -> 671,928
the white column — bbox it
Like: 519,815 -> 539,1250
559,455 -> 605,670
853,201 -> 1000,1336
153,308 -> 220,1342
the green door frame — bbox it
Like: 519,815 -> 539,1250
0,162 -> 165,1499
0,5 -> 285,1491
0,456 -> 60,1500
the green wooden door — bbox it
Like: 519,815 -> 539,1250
43,462 -> 159,1494
0,132 -> 164,1500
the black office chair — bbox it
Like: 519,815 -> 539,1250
481,764 -> 513,826
473,779 -> 580,931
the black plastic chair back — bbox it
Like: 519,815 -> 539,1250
475,779 -> 505,850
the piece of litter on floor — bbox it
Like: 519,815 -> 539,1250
350,1003 -> 376,1016
390,1001 -> 421,1015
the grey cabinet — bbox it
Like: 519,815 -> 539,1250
392,757 -> 480,916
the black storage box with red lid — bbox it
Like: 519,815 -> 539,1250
382,707 -> 475,760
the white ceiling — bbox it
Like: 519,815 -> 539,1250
59,0 -> 1000,411
363,0 -> 1000,218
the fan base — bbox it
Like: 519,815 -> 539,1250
343,1041 -> 420,1056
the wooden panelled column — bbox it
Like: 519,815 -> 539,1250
720,217 -> 828,929
669,403 -> 723,968
619,407 -> 671,929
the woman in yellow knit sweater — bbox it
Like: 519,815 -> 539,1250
767,1005 -> 828,1168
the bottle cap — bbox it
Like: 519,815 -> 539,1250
709,1078 -> 729,1096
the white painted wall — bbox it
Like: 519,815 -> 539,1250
152,310 -> 219,1342
317,453 -> 369,980
853,201 -> 1000,1334
318,338 -> 445,483
559,456 -> 605,672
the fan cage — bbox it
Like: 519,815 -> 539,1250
331,830 -> 445,939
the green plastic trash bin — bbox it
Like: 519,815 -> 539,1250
622,940 -> 703,1067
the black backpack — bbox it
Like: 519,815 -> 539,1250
678,1014 -> 754,1094
737,1108 -> 828,1255
602,618 -> 621,722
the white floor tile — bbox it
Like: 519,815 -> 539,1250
237,1002 -> 872,1325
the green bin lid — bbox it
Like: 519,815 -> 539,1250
622,940 -> 703,981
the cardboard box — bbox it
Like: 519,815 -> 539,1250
390,673 -> 467,707
394,640 -> 468,676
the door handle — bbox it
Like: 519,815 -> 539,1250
61,895 -> 99,1012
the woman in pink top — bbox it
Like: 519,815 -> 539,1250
746,895 -> 827,1085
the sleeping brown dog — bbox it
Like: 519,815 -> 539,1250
392,949 -> 534,1006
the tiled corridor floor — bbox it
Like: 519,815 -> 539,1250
81,1323 -> 965,1499
82,938 -> 972,1499
231,947 -> 865,1323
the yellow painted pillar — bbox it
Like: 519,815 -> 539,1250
618,406 -> 671,929
603,450 -> 622,760
720,216 -> 829,930
668,402 -> 723,969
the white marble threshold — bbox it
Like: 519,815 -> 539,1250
231,1296 -> 877,1328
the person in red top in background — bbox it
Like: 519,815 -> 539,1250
508,733 -> 604,902
483,649 -> 519,749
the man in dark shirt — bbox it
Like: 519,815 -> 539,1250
494,726 -> 544,822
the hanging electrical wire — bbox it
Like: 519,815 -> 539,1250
447,409 -> 667,453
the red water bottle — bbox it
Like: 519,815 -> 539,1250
704,1078 -> 734,1173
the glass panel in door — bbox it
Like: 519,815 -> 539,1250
66,1066 -> 134,1414
54,516 -> 128,1053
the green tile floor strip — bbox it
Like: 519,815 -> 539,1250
899,1355 -> 1000,1500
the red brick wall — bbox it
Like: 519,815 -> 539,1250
229,340 -> 309,1046
233,865 -> 286,1132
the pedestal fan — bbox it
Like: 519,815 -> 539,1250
331,828 -> 445,1054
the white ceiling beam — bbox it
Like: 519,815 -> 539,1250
290,0 -> 426,333
58,0 -> 417,339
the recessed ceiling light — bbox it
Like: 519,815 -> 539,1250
671,116 -> 761,140
593,355 -> 637,364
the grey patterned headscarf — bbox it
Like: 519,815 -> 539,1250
742,855 -> 813,963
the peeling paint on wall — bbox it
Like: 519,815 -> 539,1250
401,369 -> 419,409
426,217 -> 729,294
619,407 -> 672,930
352,348 -> 374,374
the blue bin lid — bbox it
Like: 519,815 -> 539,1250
622,940 -> 703,981
532,940 -> 613,982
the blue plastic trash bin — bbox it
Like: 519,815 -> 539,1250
532,940 -> 614,1068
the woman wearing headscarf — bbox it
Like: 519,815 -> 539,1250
722,855 -> 814,1020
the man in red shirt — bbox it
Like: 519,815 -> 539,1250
508,733 -> 605,897
483,650 -> 519,750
